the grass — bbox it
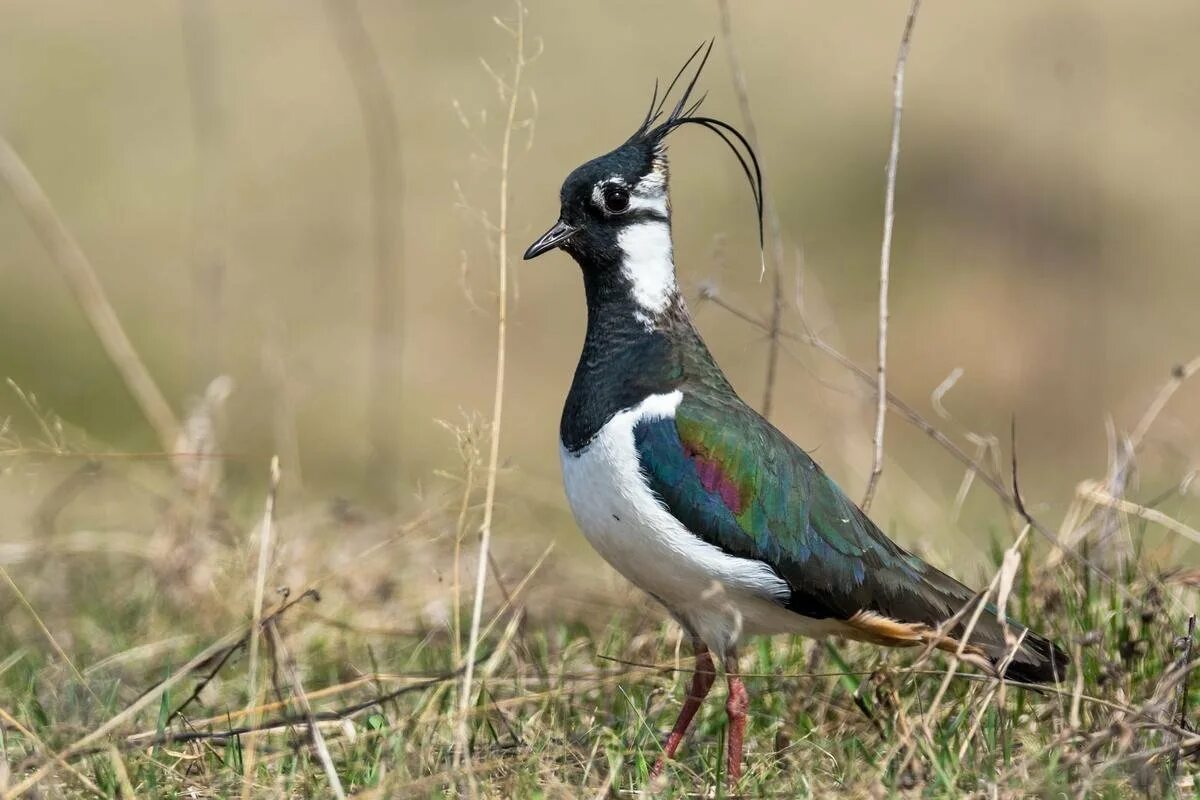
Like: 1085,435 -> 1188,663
0,442 -> 1196,799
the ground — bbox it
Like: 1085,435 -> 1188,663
0,449 -> 1196,798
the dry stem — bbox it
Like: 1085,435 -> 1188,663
0,134 -> 180,455
705,292 -> 1136,600
456,1 -> 528,782
862,0 -> 922,512
240,455 -> 280,799
267,620 -> 347,799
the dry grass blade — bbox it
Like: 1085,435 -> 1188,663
267,621 -> 347,799
456,1 -> 530,786
862,0 -> 922,512
1129,356 -> 1200,448
1051,355 -> 1200,565
106,747 -> 136,800
124,665 -> 471,751
240,455 -> 280,799
1169,616 -> 1197,781
0,134 -> 180,455
1079,481 -> 1200,547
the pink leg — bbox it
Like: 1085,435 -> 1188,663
724,653 -> 749,786
650,641 -> 716,777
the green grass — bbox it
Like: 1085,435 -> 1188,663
0,465 -> 1196,799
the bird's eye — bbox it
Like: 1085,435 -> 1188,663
602,184 -> 630,214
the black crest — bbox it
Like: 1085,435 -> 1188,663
627,41 -> 765,251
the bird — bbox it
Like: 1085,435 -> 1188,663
523,43 -> 1067,786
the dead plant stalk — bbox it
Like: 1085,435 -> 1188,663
267,621 -> 346,799
240,456 -> 280,799
456,1 -> 527,781
862,0 -> 922,512
0,135 -> 180,455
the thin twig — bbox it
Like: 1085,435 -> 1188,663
862,0 -> 922,512
453,443 -> 478,668
106,748 -> 136,800
1179,617 -> 1196,729
1078,482 -> 1200,547
325,0 -> 406,507
456,1 -> 527,782
703,293 -> 1135,599
0,134 -> 180,455
165,589 -> 317,724
1129,356 -> 1200,449
131,665 -> 466,747
267,620 -> 346,799
716,0 -> 787,420
1168,615 -> 1198,783
35,664 -> 476,767
241,456 -> 280,799
1066,355 -> 1200,565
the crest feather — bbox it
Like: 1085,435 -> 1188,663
627,41 -> 765,253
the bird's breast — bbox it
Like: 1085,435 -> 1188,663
558,392 -> 688,591
558,392 -> 796,651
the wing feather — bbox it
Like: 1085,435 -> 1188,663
633,391 -> 1067,681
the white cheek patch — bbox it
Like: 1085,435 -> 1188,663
630,168 -> 669,216
617,220 -> 677,323
627,190 -> 668,216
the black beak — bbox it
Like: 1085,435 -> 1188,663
523,218 -> 578,260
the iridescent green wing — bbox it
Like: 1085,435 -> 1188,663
633,391 -> 975,625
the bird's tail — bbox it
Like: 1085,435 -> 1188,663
983,624 -> 1069,684
846,603 -> 1068,683
928,606 -> 1069,684
915,566 -> 1069,683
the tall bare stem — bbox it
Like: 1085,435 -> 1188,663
862,0 -> 922,512
455,2 -> 527,786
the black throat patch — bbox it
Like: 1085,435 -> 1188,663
559,262 -> 685,452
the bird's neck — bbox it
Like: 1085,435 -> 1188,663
612,220 -> 679,328
560,224 -> 733,452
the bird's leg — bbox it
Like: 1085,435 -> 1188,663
724,650 -> 749,786
650,639 -> 716,777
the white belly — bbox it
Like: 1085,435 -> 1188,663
559,391 -> 842,655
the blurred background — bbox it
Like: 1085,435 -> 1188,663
1,0 -> 1198,617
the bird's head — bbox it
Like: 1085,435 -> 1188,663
523,42 -> 763,321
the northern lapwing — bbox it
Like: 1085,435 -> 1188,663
523,43 -> 1067,785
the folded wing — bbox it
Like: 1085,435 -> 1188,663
633,391 -> 1067,682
